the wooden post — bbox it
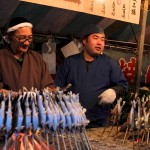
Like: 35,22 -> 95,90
135,0 -> 149,94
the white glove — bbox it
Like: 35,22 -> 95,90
98,88 -> 116,104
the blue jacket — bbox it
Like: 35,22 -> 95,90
55,52 -> 128,121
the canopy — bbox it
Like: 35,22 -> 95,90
0,0 -> 150,47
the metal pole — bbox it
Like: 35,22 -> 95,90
135,0 -> 149,94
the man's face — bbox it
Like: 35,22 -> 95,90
10,26 -> 33,53
82,33 -> 105,57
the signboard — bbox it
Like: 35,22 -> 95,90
20,0 -> 141,24
85,0 -> 141,24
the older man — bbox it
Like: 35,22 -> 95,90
0,17 -> 53,95
55,24 -> 128,127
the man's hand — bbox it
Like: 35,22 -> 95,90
98,88 -> 116,104
0,89 -> 10,96
0,89 -> 18,98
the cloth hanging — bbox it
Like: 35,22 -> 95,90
42,40 -> 56,74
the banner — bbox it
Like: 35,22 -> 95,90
104,48 -> 150,85
85,0 -> 141,24
20,0 -> 141,24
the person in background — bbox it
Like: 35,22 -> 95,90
0,17 -> 54,96
55,24 -> 128,128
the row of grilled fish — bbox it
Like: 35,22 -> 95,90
129,95 -> 150,130
0,88 -> 89,139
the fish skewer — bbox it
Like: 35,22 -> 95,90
136,96 -> 142,148
81,128 -> 92,150
130,100 -> 136,149
63,94 -> 79,149
59,108 -> 67,150
4,93 -> 13,150
31,91 -> 39,149
24,92 -> 31,150
36,90 -> 47,150
57,94 -> 74,149
143,107 -> 150,143
69,92 -> 90,149
57,102 -> 67,150
66,92 -> 84,150
0,95 -> 6,130
141,95 -> 149,143
48,102 -> 57,150
114,98 -> 126,141
14,94 -> 23,150
43,89 -> 53,150
53,102 -> 61,150
48,93 -> 59,150
36,91 -> 47,128
14,95 -> 23,136
59,90 -> 91,149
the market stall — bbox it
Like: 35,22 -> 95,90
0,0 -> 150,150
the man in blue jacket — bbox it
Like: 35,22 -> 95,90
55,24 -> 128,127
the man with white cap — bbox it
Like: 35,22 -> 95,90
0,17 -> 53,95
55,24 -> 128,127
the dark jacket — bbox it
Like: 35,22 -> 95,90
0,48 -> 53,91
55,52 -> 128,121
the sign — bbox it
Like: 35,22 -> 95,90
104,49 -> 150,85
20,0 -> 141,24
85,0 -> 141,24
